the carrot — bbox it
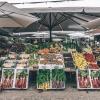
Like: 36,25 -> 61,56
23,77 -> 26,88
22,77 -> 24,88
19,78 -> 22,88
16,78 -> 20,88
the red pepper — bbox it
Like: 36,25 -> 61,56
84,53 -> 96,63
89,63 -> 99,69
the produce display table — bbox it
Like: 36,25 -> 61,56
0,44 -> 100,91
37,53 -> 66,90
74,49 -> 100,90
64,68 -> 76,72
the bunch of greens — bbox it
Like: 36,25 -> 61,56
52,69 -> 66,82
52,69 -> 66,88
37,69 -> 50,85
16,70 -> 28,78
79,70 -> 89,77
3,69 -> 14,78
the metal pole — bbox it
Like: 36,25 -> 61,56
49,12 -> 52,42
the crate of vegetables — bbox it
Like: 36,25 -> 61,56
90,69 -> 100,89
37,69 -> 51,89
51,69 -> 65,89
76,69 -> 91,89
1,68 -> 15,89
15,68 -> 29,89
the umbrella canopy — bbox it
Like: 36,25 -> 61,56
15,12 -> 99,32
82,18 -> 100,29
14,12 -> 98,41
0,2 -> 39,27
15,13 -> 88,32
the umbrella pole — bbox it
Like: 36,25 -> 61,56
49,28 -> 52,42
49,12 -> 52,42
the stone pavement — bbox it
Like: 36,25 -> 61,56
0,87 -> 100,100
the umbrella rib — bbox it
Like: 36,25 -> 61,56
69,17 -> 87,30
40,13 -> 49,27
53,18 -> 67,28
0,2 -> 9,18
43,13 -> 50,27
54,18 -> 65,27
53,13 -> 68,27
52,14 -> 65,27
61,13 -> 87,30
52,13 -> 59,27
65,13 -> 88,22
55,14 -> 65,25
0,2 -> 7,7
40,13 -> 49,28
38,14 -> 49,27
59,24 -> 63,31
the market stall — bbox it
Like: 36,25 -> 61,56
0,1 -> 100,92
0,35 -> 99,91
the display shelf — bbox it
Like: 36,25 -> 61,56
38,64 -> 64,69
64,68 -> 76,72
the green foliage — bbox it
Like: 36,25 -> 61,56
79,70 -> 89,77
3,69 -> 14,78
52,69 -> 66,82
17,69 -> 28,77
0,60 -> 4,67
37,69 -> 50,85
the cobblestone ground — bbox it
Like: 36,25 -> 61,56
0,87 -> 100,100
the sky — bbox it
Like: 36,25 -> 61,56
0,0 -> 100,8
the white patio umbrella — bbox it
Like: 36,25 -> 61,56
0,2 -> 39,27
82,18 -> 100,29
